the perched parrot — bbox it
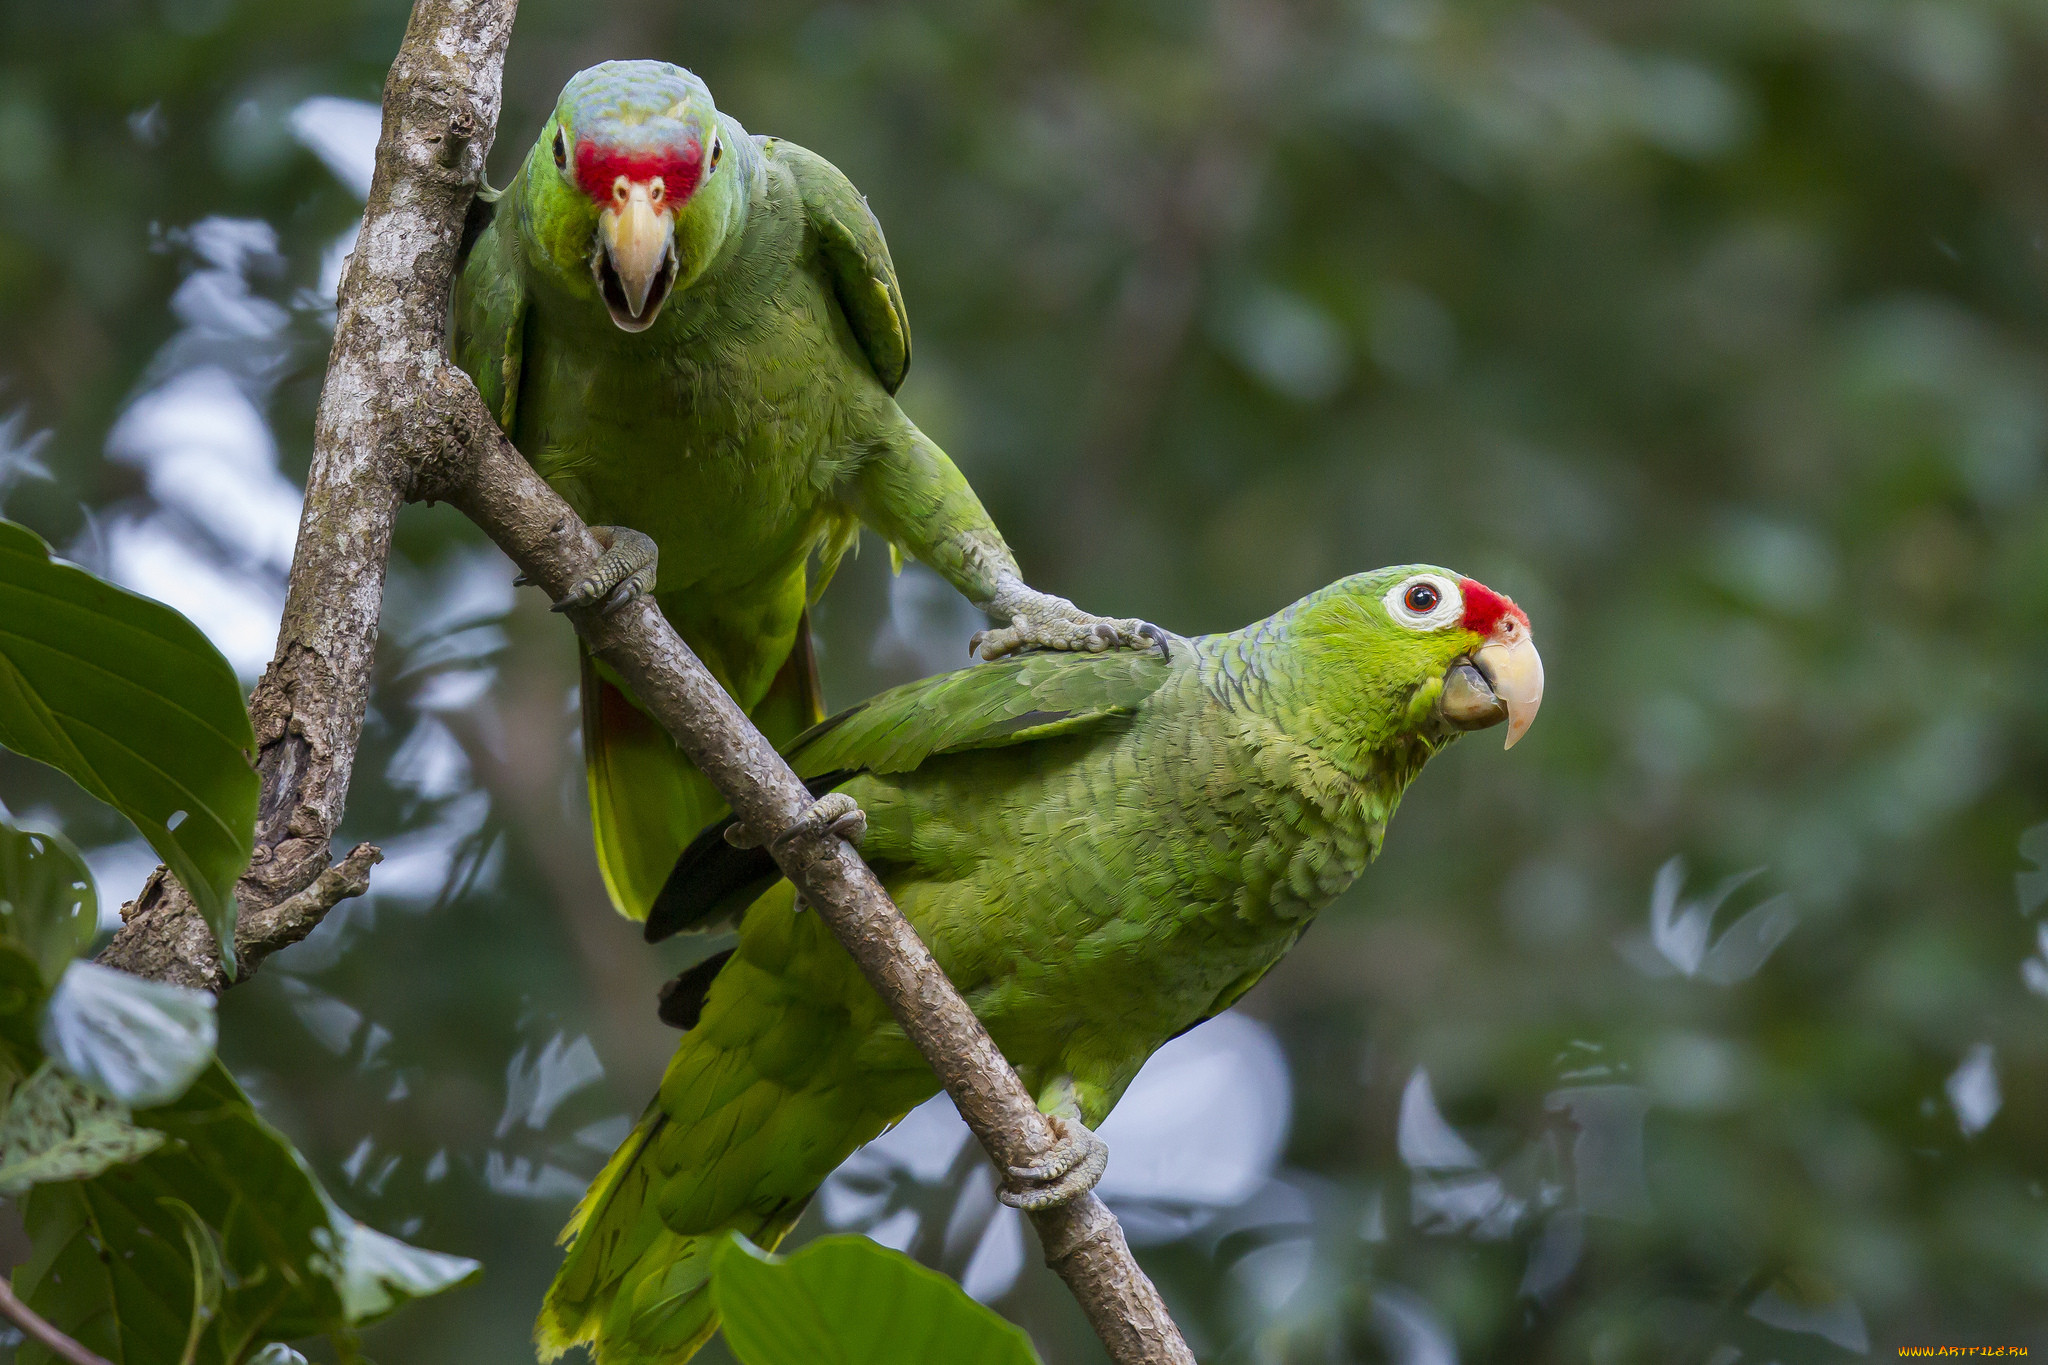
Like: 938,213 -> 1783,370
534,565 -> 1544,1364
453,60 -> 1155,922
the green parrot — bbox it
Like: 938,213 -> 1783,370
453,60 -> 1157,923
534,565 -> 1544,1364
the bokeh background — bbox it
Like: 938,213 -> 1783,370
5,0 -> 2048,1360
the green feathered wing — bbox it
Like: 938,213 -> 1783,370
537,646 -> 1173,1364
643,645 -> 1175,939
771,139 -> 911,394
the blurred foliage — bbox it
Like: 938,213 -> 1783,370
4,0 -> 2048,1362
0,519 -> 258,970
18,1061 -> 479,1365
0,814 -> 474,1365
0,822 -> 99,988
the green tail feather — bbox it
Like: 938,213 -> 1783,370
537,1100 -> 809,1364
582,615 -> 824,922
538,969 -> 913,1365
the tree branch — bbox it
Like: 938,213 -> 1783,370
431,390 -> 1197,1363
233,841 -> 384,977
0,1277 -> 114,1365
98,0 -> 1195,1359
97,0 -> 517,992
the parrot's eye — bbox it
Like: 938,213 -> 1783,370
709,137 -> 722,173
553,129 -> 568,170
1383,574 -> 1463,631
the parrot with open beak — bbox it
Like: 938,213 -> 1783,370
536,565 -> 1542,1363
454,60 -> 1160,924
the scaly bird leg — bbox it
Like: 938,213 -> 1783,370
1000,1084 -> 1110,1212
541,526 -> 658,614
726,793 -> 867,916
724,791 -> 867,853
970,575 -> 1171,663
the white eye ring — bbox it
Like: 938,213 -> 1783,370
1383,574 -> 1463,631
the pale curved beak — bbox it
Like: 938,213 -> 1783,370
597,181 -> 676,328
1474,626 -> 1544,749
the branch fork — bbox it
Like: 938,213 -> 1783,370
94,3 -> 1196,1361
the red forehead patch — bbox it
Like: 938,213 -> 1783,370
1458,578 -> 1528,636
573,138 -> 704,205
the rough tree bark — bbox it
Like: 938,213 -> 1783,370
429,405 -> 1198,1365
98,1 -> 1197,1361
98,0 -> 516,991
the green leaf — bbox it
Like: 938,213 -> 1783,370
711,1233 -> 1042,1365
0,1063 -> 164,1194
0,938 -> 54,1069
41,961 -> 216,1108
0,818 -> 98,985
14,1063 -> 479,1365
0,518 -> 258,973
327,1210 -> 483,1326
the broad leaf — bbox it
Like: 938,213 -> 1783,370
328,1209 -> 484,1324
712,1233 -> 1041,1365
15,1063 -> 479,1365
0,1063 -> 164,1194
0,818 -> 97,985
41,960 -> 217,1108
0,941 -> 52,1070
0,519 -> 258,972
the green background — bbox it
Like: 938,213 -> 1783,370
4,0 -> 2048,1360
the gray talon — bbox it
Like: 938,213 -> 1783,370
600,563 -> 656,615
552,526 -> 658,613
1139,622 -> 1171,660
727,792 -> 866,854
974,581 -> 1162,662
999,1114 -> 1108,1212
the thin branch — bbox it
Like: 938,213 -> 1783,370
0,1277 -> 115,1365
434,400 -> 1196,1363
100,0 -> 1194,1358
233,841 -> 383,977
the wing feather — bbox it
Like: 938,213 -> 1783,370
643,648 -> 1174,943
770,139 -> 912,394
787,647 -> 1172,778
451,176 -> 528,433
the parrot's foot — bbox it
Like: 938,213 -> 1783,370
549,526 -> 658,614
999,1114 -> 1109,1212
971,580 -> 1169,663
724,792 -> 867,854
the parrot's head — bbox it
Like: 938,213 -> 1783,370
527,61 -> 749,332
1294,565 -> 1545,752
